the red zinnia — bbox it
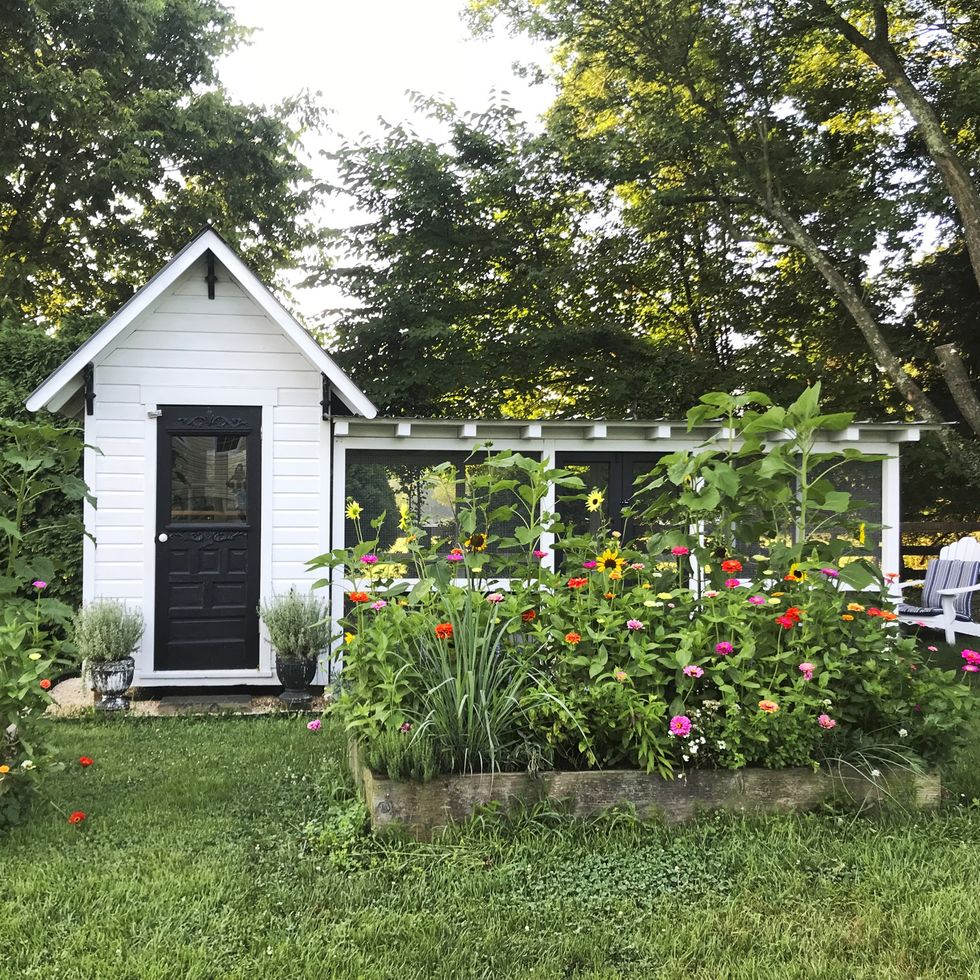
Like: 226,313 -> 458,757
521,609 -> 536,622
39,679 -> 52,690
775,615 -> 796,630
348,592 -> 370,603
721,559 -> 743,574
67,811 -> 86,825
79,757 -> 94,768
866,607 -> 883,618
567,577 -> 588,589
434,623 -> 453,639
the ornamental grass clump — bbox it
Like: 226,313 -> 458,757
259,590 -> 331,661
72,601 -> 144,663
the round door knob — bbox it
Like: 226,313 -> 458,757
158,533 -> 168,543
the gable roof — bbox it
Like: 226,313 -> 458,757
25,228 -> 377,418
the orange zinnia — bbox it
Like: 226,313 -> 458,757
841,614 -> 854,621
759,700 -> 779,713
67,811 -> 86,825
348,591 -> 370,603
434,623 -> 453,639
521,609 -> 536,622
567,577 -> 588,589
39,679 -> 51,690
565,632 -> 582,645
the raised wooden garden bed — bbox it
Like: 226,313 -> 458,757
349,745 -> 940,840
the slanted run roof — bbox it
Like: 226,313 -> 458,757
25,228 -> 377,419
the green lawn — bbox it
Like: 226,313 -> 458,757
2,711 -> 980,979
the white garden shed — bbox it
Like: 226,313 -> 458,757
27,229 -> 929,687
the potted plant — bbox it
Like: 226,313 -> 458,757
259,589 -> 331,708
72,601 -> 144,712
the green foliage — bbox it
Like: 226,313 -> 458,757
71,601 -> 145,664
258,588 -> 331,661
362,729 -> 442,782
0,0 -> 326,321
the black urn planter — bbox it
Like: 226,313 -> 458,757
90,656 -> 135,712
275,654 -> 317,708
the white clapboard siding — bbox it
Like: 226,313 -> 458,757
88,254 -> 328,678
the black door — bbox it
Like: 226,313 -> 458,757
154,406 -> 261,670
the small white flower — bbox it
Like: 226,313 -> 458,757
822,699 -> 833,707
898,728 -> 908,738
717,740 -> 727,750
870,768 -> 881,779
689,744 -> 699,755
21,760 -> 35,771
682,754 -> 690,762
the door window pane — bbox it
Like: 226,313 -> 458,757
170,435 -> 248,523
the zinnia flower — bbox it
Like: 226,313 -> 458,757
775,615 -> 795,629
721,559 -> 743,574
962,650 -> 980,666
370,600 -> 387,611
604,591 -> 615,599
565,632 -> 582,645
446,549 -> 465,562
79,757 -> 94,768
626,619 -> 644,631
724,578 -> 740,589
0,765 -> 9,774
67,811 -> 86,825
747,595 -> 765,605
671,546 -> 689,556
307,719 -> 321,732
39,679 -> 51,690
963,664 -> 979,673
817,714 -> 836,730
841,614 -> 854,621
927,645 -> 938,652
715,641 -> 734,655
486,592 -> 504,603
820,568 -> 839,578
609,570 -> 623,581
683,665 -> 704,678
630,562 -> 645,570
32,580 -> 47,590
521,609 -> 536,622
533,549 -> 548,559
359,554 -> 378,565
399,722 -> 412,733
585,489 -> 605,512
464,532 -> 488,552
345,500 -> 362,520
613,669 -> 628,683
759,700 -> 779,713
582,560 -> 598,570
669,715 -> 692,737
567,577 -> 588,589
847,603 -> 865,612
348,591 -> 370,603
798,661 -> 816,681
434,623 -> 453,639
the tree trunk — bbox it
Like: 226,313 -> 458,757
813,1 -> 980,294
936,343 -> 980,437
764,198 -> 951,437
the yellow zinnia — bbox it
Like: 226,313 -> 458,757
596,549 -> 625,573
847,602 -> 865,612
585,488 -> 605,513
657,592 -> 674,600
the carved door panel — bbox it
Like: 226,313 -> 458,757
154,406 -> 261,671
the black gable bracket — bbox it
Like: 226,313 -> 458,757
205,249 -> 217,300
82,363 -> 95,416
321,375 -> 355,420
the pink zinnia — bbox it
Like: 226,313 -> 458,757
582,560 -> 598,569
963,664 -> 980,673
715,641 -> 734,656
817,714 -> 836,730
306,719 -> 321,732
669,715 -> 692,737
626,619 -> 644,631
683,665 -> 704,678
820,568 -> 839,578
446,552 -> 465,562
747,595 -> 765,605
630,562 -> 645,570
486,592 -> 504,603
927,645 -> 938,652
798,661 -> 816,681
370,600 -> 387,611
533,549 -> 548,559
671,546 -> 689,556
724,578 -> 740,589
360,554 -> 378,565
962,650 -> 980,666
704,590 -> 719,598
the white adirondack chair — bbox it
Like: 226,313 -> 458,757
893,536 -> 980,644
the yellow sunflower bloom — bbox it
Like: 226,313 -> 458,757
596,549 -> 625,573
585,488 -> 605,513
344,632 -> 355,644
345,500 -> 362,521
397,502 -> 411,531
857,523 -> 866,545
464,532 -> 488,552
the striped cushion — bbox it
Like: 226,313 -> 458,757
899,559 -> 980,622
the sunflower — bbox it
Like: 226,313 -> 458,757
464,532 -> 488,552
783,563 -> 806,582
397,502 -> 411,531
596,549 -> 625,573
345,500 -> 362,521
585,488 -> 605,513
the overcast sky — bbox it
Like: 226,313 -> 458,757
218,1 -> 555,316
